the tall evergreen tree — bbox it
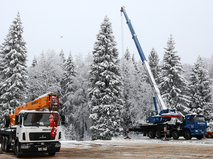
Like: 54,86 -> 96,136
59,49 -> 66,63
120,48 -> 132,131
121,48 -> 131,112
69,52 -> 93,140
0,12 -> 28,110
120,49 -> 153,125
148,48 -> 160,84
60,52 -> 76,139
31,56 -> 37,67
61,52 -> 76,112
188,56 -> 212,120
27,50 -> 63,101
89,16 -> 123,140
159,35 -> 189,112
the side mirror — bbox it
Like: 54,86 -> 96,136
15,115 -> 19,125
61,115 -> 65,125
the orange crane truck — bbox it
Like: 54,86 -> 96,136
0,92 -> 65,158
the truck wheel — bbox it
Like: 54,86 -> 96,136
155,130 -> 161,139
15,141 -> 22,158
4,115 -> 10,128
207,133 -> 212,138
172,131 -> 179,140
4,137 -> 10,152
49,152 -> 56,156
184,130 -> 192,140
148,130 -> 155,139
196,135 -> 203,140
1,137 -> 5,151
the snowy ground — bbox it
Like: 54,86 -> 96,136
1,135 -> 213,158
61,135 -> 213,148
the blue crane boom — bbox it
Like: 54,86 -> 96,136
121,6 -> 181,123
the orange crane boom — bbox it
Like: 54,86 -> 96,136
10,92 -> 59,127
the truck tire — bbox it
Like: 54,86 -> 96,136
15,141 -> 22,158
148,130 -> 155,139
155,130 -> 161,139
1,137 -> 5,151
206,133 -> 212,138
49,152 -> 56,156
184,130 -> 192,140
196,135 -> 203,140
4,137 -> 10,152
4,115 -> 10,128
172,130 -> 179,140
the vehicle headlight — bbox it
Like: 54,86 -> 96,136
55,142 -> 61,147
21,144 -> 30,149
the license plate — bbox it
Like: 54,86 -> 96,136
38,147 -> 47,151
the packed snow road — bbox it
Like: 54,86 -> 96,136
1,136 -> 213,158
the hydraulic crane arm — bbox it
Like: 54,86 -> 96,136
10,92 -> 59,127
121,7 -> 167,112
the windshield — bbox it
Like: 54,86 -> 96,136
24,113 -> 60,126
194,116 -> 205,122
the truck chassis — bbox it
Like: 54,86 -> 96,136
0,127 -> 60,157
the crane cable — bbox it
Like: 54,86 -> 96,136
121,11 -> 124,57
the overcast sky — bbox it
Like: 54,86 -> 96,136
0,0 -> 213,66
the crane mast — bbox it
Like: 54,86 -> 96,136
121,7 -> 166,112
121,7 -> 181,123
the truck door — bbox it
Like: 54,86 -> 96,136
185,116 -> 194,133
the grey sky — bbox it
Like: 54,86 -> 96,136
0,0 -> 213,66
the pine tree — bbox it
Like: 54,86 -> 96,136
120,49 -> 153,126
60,52 -> 76,139
121,48 -> 131,112
120,48 -> 132,131
61,52 -> 76,112
89,16 -> 123,140
148,48 -> 160,84
188,56 -> 212,120
0,12 -> 28,110
70,52 -> 93,140
59,49 -> 66,63
31,56 -> 37,67
27,50 -> 63,100
159,35 -> 189,112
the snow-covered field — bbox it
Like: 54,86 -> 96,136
61,135 -> 213,149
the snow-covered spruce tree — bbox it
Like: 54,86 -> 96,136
60,52 -> 76,140
0,12 -> 28,110
59,49 -> 66,64
121,48 -> 132,112
89,16 -> 123,140
26,57 -> 39,102
60,52 -> 76,114
70,53 -> 93,140
27,50 -> 63,101
120,49 -> 153,126
120,48 -> 134,133
31,56 -> 37,67
148,48 -> 160,84
188,56 -> 212,120
159,35 -> 189,113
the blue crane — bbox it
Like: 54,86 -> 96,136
121,7 -> 181,123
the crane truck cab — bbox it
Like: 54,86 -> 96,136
183,114 -> 207,140
13,110 -> 62,156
